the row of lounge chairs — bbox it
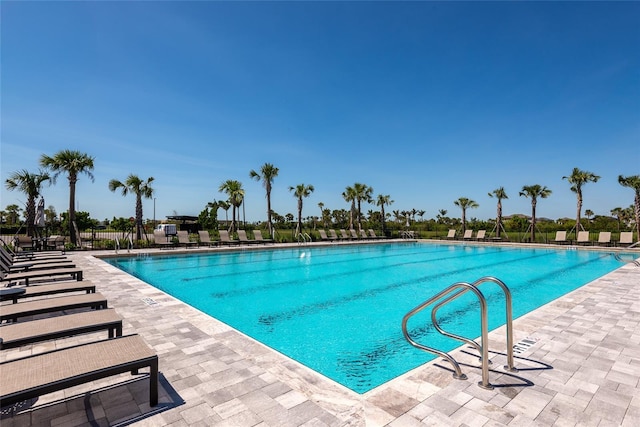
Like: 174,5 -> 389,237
153,229 -> 274,248
0,245 -> 159,410
446,229 -> 488,241
318,228 -> 386,242
551,230 -> 635,247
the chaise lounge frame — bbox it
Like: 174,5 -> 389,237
0,334 -> 159,407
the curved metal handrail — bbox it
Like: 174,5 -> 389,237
402,281 -> 492,389
431,276 -> 517,372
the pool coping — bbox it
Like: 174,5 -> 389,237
2,240 -> 639,426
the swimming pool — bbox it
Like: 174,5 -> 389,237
106,243 -> 634,393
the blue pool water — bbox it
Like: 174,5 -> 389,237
106,243 -> 633,393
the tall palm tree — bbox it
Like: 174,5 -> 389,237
352,183 -> 373,231
4,169 -> 51,237
618,175 -> 640,239
453,197 -> 479,231
611,207 -> 624,233
342,186 -> 357,230
289,184 -> 314,236
519,184 -> 552,242
376,194 -> 393,233
40,150 -> 95,245
108,175 -> 155,241
249,163 -> 279,237
218,180 -> 244,233
562,167 -> 600,235
488,187 -> 508,238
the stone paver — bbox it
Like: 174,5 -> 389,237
1,241 -> 639,426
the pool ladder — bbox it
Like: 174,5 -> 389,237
402,276 -> 518,389
297,232 -> 311,245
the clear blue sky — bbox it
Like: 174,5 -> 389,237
2,1 -> 639,224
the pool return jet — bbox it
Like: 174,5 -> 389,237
402,276 -> 518,390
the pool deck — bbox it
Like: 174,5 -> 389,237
1,240 -> 639,426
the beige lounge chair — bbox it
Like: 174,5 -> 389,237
596,232 -> 611,246
618,232 -> 634,247
475,230 -> 486,241
552,231 -> 568,244
1,281 -> 96,304
253,230 -> 273,244
340,229 -> 351,240
462,230 -> 473,240
0,334 -> 159,407
445,229 -> 456,240
368,229 -> 384,239
329,229 -> 340,241
153,230 -> 175,249
219,230 -> 239,245
0,308 -> 123,350
318,230 -> 332,242
198,230 -> 217,247
237,230 -> 258,244
360,229 -> 369,239
177,230 -> 197,248
349,229 -> 359,239
576,231 -> 591,245
0,292 -> 108,323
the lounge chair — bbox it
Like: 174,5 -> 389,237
360,229 -> 369,239
462,230 -> 473,240
44,235 -> 66,251
596,232 -> 611,247
329,229 -> 340,241
475,230 -> 486,241
198,230 -> 217,247
552,231 -> 568,245
1,257 -> 75,274
445,229 -> 456,240
1,265 -> 83,286
1,247 -> 67,264
0,334 -> 159,407
153,230 -> 175,249
618,232 -> 634,247
340,229 -> 351,240
177,230 -> 197,248
1,281 -> 96,303
253,230 -> 273,244
318,229 -> 333,242
368,229 -> 384,239
13,235 -> 35,252
349,229 -> 359,239
0,308 -> 123,350
576,231 -> 591,245
0,292 -> 108,323
219,230 -> 239,245
237,230 -> 258,244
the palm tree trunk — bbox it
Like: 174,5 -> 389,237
69,175 -> 77,245
461,209 -> 466,231
266,188 -> 273,237
635,190 -> 640,239
496,200 -> 502,238
531,202 -> 537,242
135,194 -> 143,241
576,191 -> 583,234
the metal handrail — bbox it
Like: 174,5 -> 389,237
297,232 -> 311,245
612,252 -> 640,266
431,277 -> 517,372
402,281 -> 493,389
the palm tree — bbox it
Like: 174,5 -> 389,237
342,186 -> 357,230
519,184 -> 552,242
354,183 -> 373,231
376,194 -> 393,233
562,167 -> 600,235
618,175 -> 640,239
249,163 -> 279,237
453,197 -> 479,231
488,187 -> 508,238
318,202 -> 325,228
108,175 -> 155,241
289,184 -> 314,236
40,150 -> 95,246
584,209 -> 594,226
611,207 -> 624,232
218,180 -> 244,234
4,169 -> 51,237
